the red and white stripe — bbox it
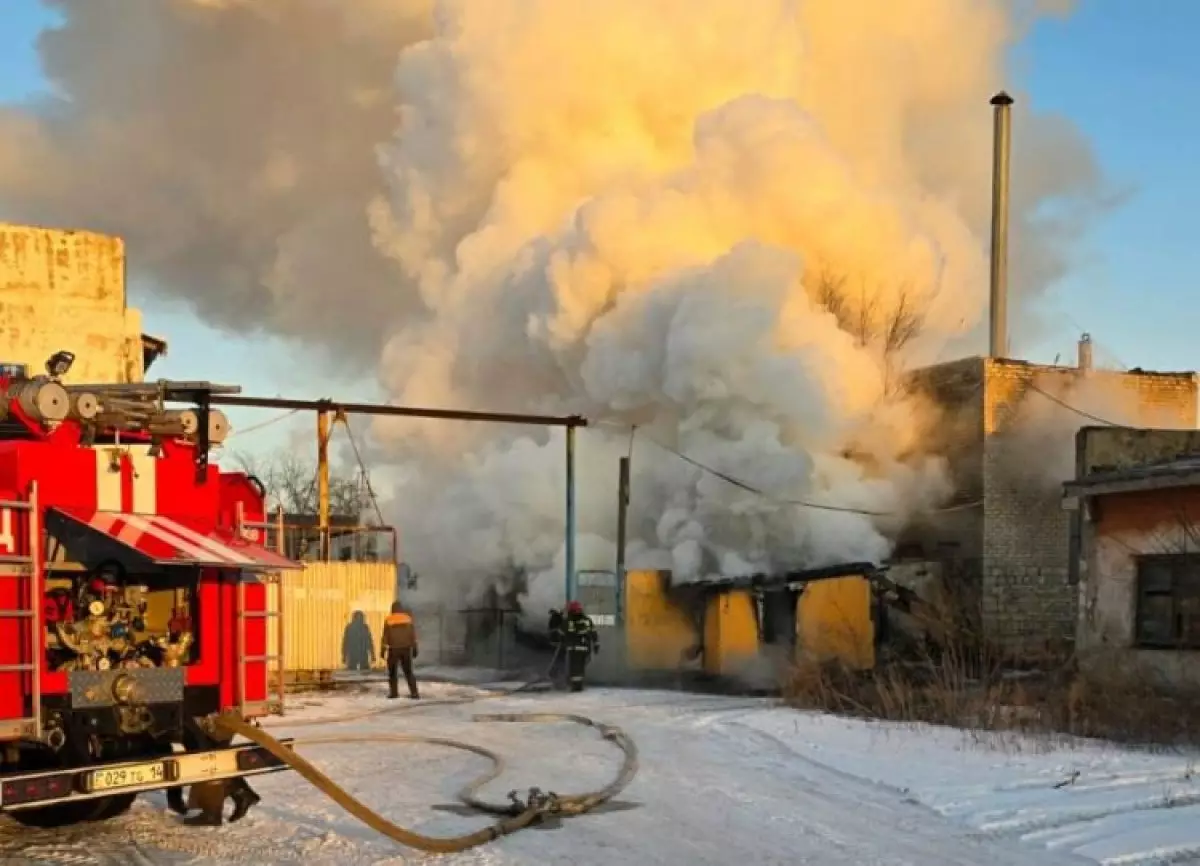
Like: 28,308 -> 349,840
94,446 -> 124,512
61,508 -> 300,571
93,444 -> 158,513
129,445 -> 158,513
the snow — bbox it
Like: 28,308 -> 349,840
3,676 -> 1200,865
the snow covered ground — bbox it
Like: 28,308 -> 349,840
3,674 -> 1200,865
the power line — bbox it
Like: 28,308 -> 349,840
644,434 -> 891,515
1023,381 -> 1127,427
591,376 -> 1126,518
226,408 -> 302,438
593,421 -> 980,517
338,415 -> 386,527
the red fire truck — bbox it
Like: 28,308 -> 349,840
0,352 -> 302,828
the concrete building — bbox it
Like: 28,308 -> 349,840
0,222 -> 163,383
905,354 -> 1198,658
1063,427 -> 1200,691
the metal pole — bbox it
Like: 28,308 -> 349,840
989,90 -> 1014,359
615,456 -> 630,626
317,410 -> 331,560
565,425 -> 577,604
208,393 -> 586,429
275,504 -> 286,712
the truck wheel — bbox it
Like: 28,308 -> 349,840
8,737 -> 158,828
7,799 -> 104,829
85,792 -> 138,822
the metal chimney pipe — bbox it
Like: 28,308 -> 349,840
1077,332 -> 1093,372
989,91 -> 1014,359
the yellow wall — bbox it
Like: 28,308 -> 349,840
623,569 -> 698,671
271,561 -> 396,672
622,570 -> 877,676
702,591 -> 760,677
795,576 -> 875,670
0,223 -> 146,383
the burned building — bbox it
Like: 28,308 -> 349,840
904,350 -> 1198,657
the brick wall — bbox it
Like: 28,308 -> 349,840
1081,427 -> 1200,474
902,357 -> 986,558
981,360 -> 1198,654
899,358 -> 987,634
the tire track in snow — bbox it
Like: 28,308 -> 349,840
717,712 -> 1200,866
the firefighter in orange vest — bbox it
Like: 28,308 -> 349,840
381,601 -> 420,700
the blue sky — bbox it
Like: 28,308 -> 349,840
1,0 -> 1197,457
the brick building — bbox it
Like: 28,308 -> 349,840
905,355 -> 1198,657
1063,427 -> 1200,691
0,223 -> 163,384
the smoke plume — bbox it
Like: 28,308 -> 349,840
0,0 -> 435,369
0,1 -> 1104,610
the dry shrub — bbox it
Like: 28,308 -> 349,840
784,634 -> 1200,749
1057,659 -> 1200,747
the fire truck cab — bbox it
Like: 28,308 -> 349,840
0,355 -> 301,827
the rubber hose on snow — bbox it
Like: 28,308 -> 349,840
210,710 -> 637,855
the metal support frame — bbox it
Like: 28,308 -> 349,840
199,392 -> 587,613
194,391 -> 212,484
206,394 -> 586,430
276,505 -> 286,713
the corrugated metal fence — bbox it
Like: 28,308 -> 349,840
268,561 -> 396,673
267,563 -> 533,676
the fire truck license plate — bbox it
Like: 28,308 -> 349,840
87,761 -> 167,792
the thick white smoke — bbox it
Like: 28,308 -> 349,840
365,0 -> 1100,609
0,0 -> 1103,611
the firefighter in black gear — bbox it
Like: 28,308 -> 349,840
547,607 -> 565,685
562,600 -> 598,692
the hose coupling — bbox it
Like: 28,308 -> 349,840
506,786 -> 560,816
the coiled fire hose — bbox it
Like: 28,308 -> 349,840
210,704 -> 638,855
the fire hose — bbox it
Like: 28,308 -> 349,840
208,656 -> 637,855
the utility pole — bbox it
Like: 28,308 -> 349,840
316,409 -> 331,561
565,426 -> 577,604
615,456 -> 630,626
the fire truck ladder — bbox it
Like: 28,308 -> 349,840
0,482 -> 41,741
235,503 -> 285,718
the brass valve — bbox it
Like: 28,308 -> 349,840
111,673 -> 139,705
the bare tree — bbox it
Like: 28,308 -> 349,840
813,266 -> 932,391
228,448 -> 363,517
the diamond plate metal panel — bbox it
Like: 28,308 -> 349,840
69,668 -> 186,709
577,570 -> 618,627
